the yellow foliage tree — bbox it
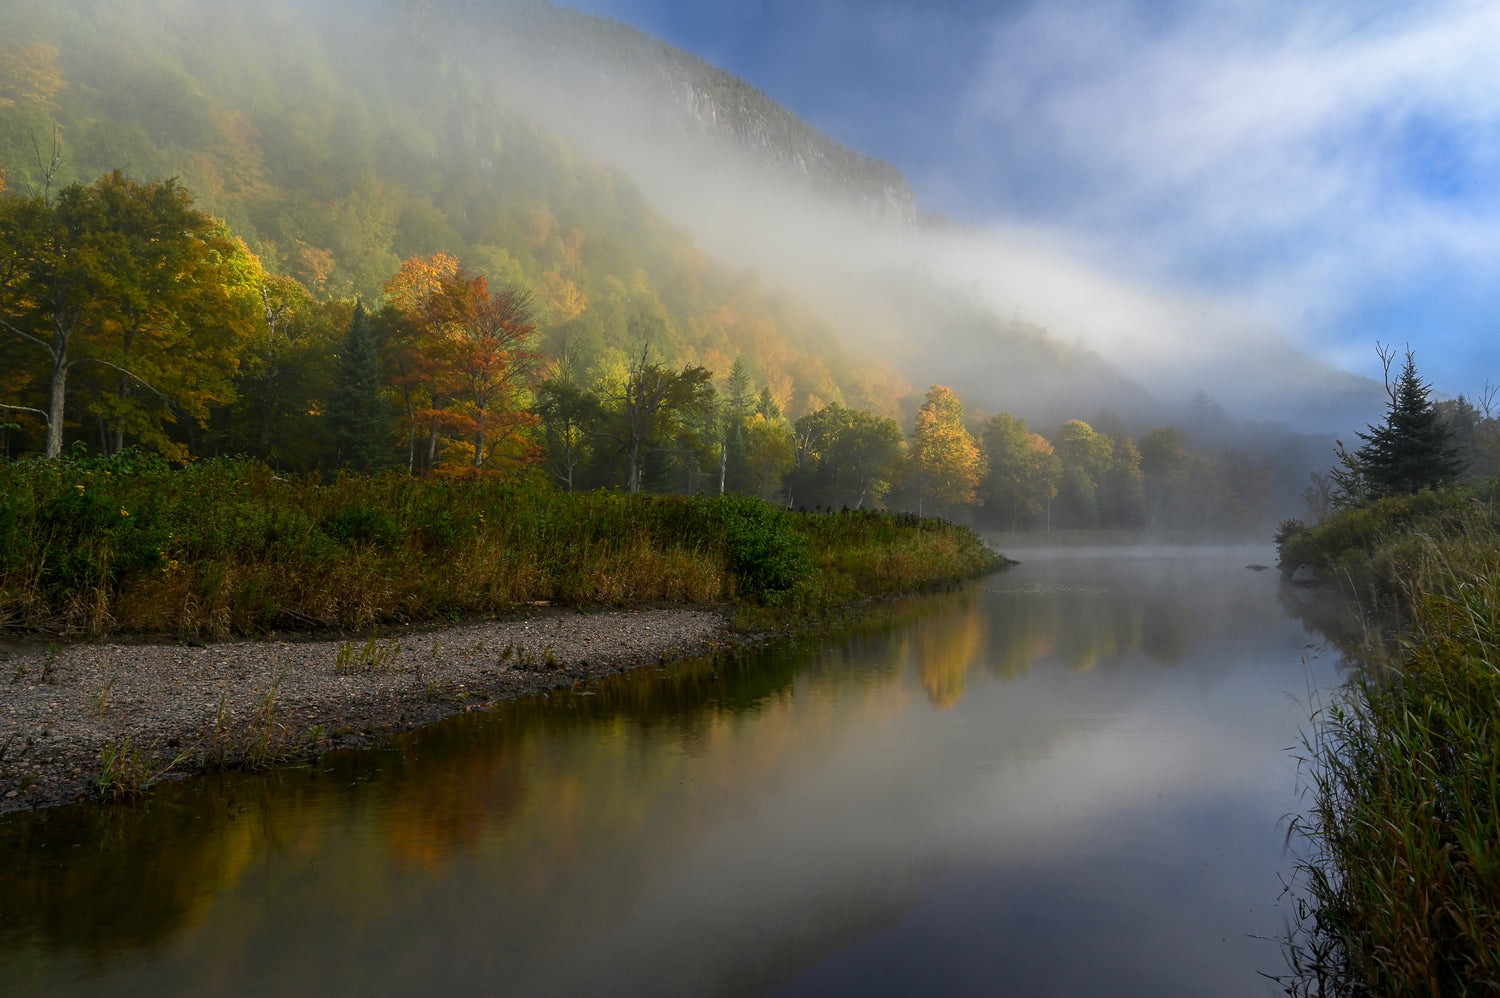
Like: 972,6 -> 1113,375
909,385 -> 984,517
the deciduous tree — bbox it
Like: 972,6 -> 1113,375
743,413 -> 795,503
594,345 -> 715,494
909,385 -> 983,517
787,402 -> 906,510
1138,426 -> 1189,530
981,412 -> 1061,532
0,172 -> 258,458
383,254 -> 542,474
213,273 -> 339,470
535,342 -> 598,491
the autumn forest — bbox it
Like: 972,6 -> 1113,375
0,0 -> 1436,534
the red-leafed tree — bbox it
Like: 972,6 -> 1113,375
384,255 -> 542,473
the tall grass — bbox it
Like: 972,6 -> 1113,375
0,452 -> 1004,638
1283,490 -> 1500,995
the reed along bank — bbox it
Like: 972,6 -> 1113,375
1277,483 -> 1500,995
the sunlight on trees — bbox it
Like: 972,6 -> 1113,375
0,172 -> 259,459
909,385 -> 983,517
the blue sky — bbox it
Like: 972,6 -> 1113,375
561,0 -> 1500,397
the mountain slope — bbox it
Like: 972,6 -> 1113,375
0,0 -> 1368,441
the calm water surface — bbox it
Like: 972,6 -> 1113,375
0,546 -> 1345,997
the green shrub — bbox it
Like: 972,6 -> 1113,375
322,504 -> 402,549
0,457 -> 1000,635
709,494 -> 813,602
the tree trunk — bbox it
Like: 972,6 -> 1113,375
45,352 -> 67,460
626,438 -> 641,494
405,398 -> 417,475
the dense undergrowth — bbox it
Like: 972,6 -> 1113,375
1277,483 -> 1500,995
1276,480 -> 1500,610
0,451 -> 1004,639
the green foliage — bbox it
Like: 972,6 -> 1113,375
979,412 -> 1060,531
0,171 -> 260,459
788,402 -> 906,510
1273,517 -> 1306,553
1273,484 -> 1493,598
321,503 -> 402,549
0,0 -> 904,448
1053,467 -> 1099,530
0,448 -> 174,598
329,301 -> 391,470
334,636 -> 403,673
0,459 -> 999,635
1288,504 -> 1500,994
593,348 -> 717,494
692,493 -> 812,603
95,738 -> 181,802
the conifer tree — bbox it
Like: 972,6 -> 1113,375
718,359 -> 753,494
330,301 -> 388,470
756,386 -> 782,422
1345,346 -> 1466,502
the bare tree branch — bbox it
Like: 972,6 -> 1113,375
0,403 -> 49,423
1375,341 -> 1399,404
29,124 -> 65,204
0,316 -> 54,356
65,356 -> 176,409
1479,381 -> 1498,421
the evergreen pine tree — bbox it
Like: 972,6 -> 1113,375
755,386 -> 782,422
1350,347 -> 1466,500
330,301 -> 389,470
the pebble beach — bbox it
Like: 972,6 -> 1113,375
0,606 -> 732,814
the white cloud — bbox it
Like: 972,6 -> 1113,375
953,0 -> 1500,383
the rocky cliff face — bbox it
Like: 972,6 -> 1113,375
456,0 -> 920,227
663,76 -> 920,226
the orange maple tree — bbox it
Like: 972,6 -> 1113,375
384,255 -> 542,473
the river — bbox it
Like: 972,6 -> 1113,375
0,545 -> 1345,997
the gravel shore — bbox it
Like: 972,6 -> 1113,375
0,605 -> 733,815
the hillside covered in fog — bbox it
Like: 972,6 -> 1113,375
0,0 -> 1179,424
0,0 -> 1418,527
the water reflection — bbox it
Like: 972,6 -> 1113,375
0,546 -> 1337,997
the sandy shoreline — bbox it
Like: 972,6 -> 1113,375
0,605 -> 734,815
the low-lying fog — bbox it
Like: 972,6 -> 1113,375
422,0 -> 1389,437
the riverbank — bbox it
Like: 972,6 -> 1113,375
1276,483 -> 1500,994
0,605 -> 734,814
0,456 -> 1005,815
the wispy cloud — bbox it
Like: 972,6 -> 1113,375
948,0 -> 1500,387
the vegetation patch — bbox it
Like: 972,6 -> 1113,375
1279,486 -> 1500,994
0,453 -> 1004,640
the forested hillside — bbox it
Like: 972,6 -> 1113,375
1,0 -> 909,414
0,0 -> 1357,530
